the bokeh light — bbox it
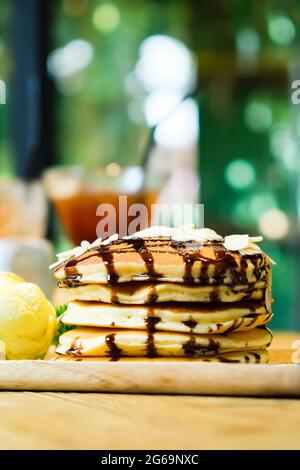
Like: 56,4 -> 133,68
233,192 -> 278,227
144,92 -> 182,127
105,162 -> 122,178
259,209 -> 289,239
268,15 -> 295,46
236,28 -> 260,58
122,166 -> 144,193
129,34 -> 198,150
249,192 -> 277,218
127,97 -> 146,124
47,39 -> 93,79
244,100 -> 272,132
92,3 -> 120,33
135,35 -> 196,94
225,159 -> 256,190
154,98 -> 199,149
270,126 -> 297,170
232,197 -> 254,227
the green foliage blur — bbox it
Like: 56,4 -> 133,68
0,0 -> 299,329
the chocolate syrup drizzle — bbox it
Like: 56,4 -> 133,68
61,237 -> 269,361
105,333 -> 123,361
182,337 -> 220,356
98,245 -> 119,286
203,352 -> 261,363
182,319 -> 198,331
144,306 -> 160,357
66,337 -> 82,356
62,237 -> 266,289
252,352 -> 262,362
130,239 -> 156,278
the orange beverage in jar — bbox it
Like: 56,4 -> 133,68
43,166 -> 164,245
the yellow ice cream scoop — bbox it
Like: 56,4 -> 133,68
0,272 -> 57,359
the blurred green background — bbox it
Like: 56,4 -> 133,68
0,0 -> 299,329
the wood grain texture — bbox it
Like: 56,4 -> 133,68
0,333 -> 299,450
0,332 -> 299,396
0,359 -> 299,396
0,392 -> 299,449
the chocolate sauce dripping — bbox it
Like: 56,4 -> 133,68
66,337 -> 82,356
144,306 -> 159,357
145,315 -> 161,333
239,257 -> 248,284
147,284 -> 158,304
199,261 -> 209,283
60,255 -> 81,286
61,237 -> 262,288
130,238 -> 157,278
209,288 -> 220,302
252,352 -> 261,363
213,245 -> 238,284
97,245 -> 119,286
170,241 -> 198,284
183,337 -> 220,356
105,333 -> 123,361
63,274 -> 82,287
64,257 -> 81,279
110,291 -> 119,304
247,316 -> 259,328
224,319 -> 240,334
182,319 -> 198,331
218,356 -> 241,363
146,332 -> 158,357
248,302 -> 257,313
170,240 -> 241,286
182,252 -> 198,284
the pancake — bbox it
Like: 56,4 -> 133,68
53,236 -> 271,287
56,327 -> 272,358
60,300 -> 272,335
51,227 -> 274,362
58,281 -> 266,305
49,349 -> 269,363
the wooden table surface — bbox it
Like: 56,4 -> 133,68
0,332 -> 299,450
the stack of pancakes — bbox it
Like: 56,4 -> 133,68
51,227 -> 273,363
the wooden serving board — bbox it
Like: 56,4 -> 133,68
0,348 -> 299,396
